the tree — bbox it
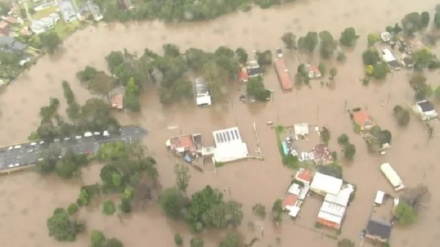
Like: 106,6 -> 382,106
40,32 -> 62,54
247,77 -> 270,101
336,51 -> 346,62
36,144 -> 62,174
421,12 -> 430,29
106,51 -> 125,73
97,141 -> 128,161
298,32 -> 318,53
367,33 -> 380,47
119,197 -> 132,213
339,27 -> 359,47
362,49 -> 380,65
372,62 -> 389,80
435,85 -> 440,100
47,208 -> 83,241
401,12 -> 422,35
393,105 -> 410,126
401,185 -> 430,213
337,134 -> 349,145
343,143 -> 356,159
203,201 -> 244,228
67,203 -> 78,215
319,31 -> 337,59
329,68 -> 338,79
218,232 -> 242,247
255,50 -> 272,67
159,187 -> 186,220
175,164 -> 190,192
409,74 -> 432,100
106,238 -> 124,247
90,230 -> 106,247
164,44 -> 181,57
190,237 -> 204,247
78,189 -> 90,206
187,186 -> 223,231
320,127 -> 330,145
78,68 -> 117,95
252,203 -> 266,218
174,234 -> 183,246
411,48 -> 437,70
78,98 -> 120,132
235,48 -> 248,65
271,199 -> 283,224
434,12 -> 440,29
125,77 -> 141,111
318,63 -> 326,76
281,32 -> 297,51
395,202 -> 416,225
103,200 -> 116,215
77,66 -> 98,81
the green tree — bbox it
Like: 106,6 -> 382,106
203,201 -> 244,228
106,238 -> 124,247
187,186 -> 223,231
401,12 -> 422,35
393,105 -> 410,126
103,200 -> 116,215
329,68 -> 338,79
318,62 -> 326,76
298,32 -> 318,53
174,234 -> 183,246
106,51 -> 125,73
252,203 -> 266,218
78,189 -> 90,206
67,203 -> 78,215
78,98 -> 120,132
124,77 -> 141,111
215,46 -> 235,58
159,187 -> 186,220
434,12 -> 440,29
281,32 -> 297,51
337,134 -> 349,145
218,232 -> 242,247
320,127 -> 330,145
319,31 -> 337,59
40,32 -> 62,54
77,66 -> 98,81
119,197 -> 132,213
164,44 -> 181,57
409,74 -> 432,100
36,144 -> 62,174
97,141 -> 128,161
271,199 -> 283,224
435,85 -> 440,100
90,230 -> 106,247
367,33 -> 380,47
411,48 -> 437,70
336,51 -> 347,62
338,238 -> 355,247
395,202 -> 416,225
362,49 -> 380,65
184,48 -> 210,70
343,143 -> 356,160
47,208 -> 83,241
190,237 -> 204,247
255,50 -> 272,67
175,164 -> 191,192
372,62 -> 389,80
235,48 -> 248,65
246,76 -> 270,102
421,12 -> 430,29
339,27 -> 359,47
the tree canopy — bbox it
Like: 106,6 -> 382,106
246,76 -> 270,102
159,187 -> 187,220
339,27 -> 359,47
39,31 -> 62,54
47,208 -> 84,241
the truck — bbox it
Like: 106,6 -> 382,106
380,163 -> 405,192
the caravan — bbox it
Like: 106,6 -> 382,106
380,163 -> 405,192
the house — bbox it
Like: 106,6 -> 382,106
353,110 -> 375,130
310,172 -> 343,196
365,218 -> 392,243
87,1 -> 103,21
304,63 -> 321,79
111,93 -> 124,110
283,169 -> 312,218
380,32 -> 392,42
0,21 -> 10,36
317,184 -> 354,229
293,123 -> 309,140
412,100 -> 438,121
0,36 -> 27,53
33,0 -> 59,12
382,49 -> 401,69
121,0 -> 134,10
194,77 -> 212,107
312,144 -> 334,165
3,16 -> 18,25
31,13 -> 59,34
238,66 -> 249,82
166,133 -> 203,157
212,127 -> 248,163
59,0 -> 77,23
246,59 -> 262,78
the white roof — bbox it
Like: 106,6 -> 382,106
319,201 -> 347,218
382,49 -> 396,62
213,127 -> 243,146
317,210 -> 344,225
310,172 -> 343,195
213,142 -> 248,163
380,163 -> 404,188
286,205 -> 301,217
375,190 -> 385,205
324,184 -> 354,207
196,95 -> 211,106
294,123 -> 309,138
288,183 -> 302,195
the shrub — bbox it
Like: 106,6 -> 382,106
174,233 -> 183,246
103,200 -> 116,215
252,203 -> 266,218
67,203 -> 78,215
393,105 -> 410,126
337,134 -> 349,145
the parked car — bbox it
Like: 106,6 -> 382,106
84,132 -> 93,137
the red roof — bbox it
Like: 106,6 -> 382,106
274,58 -> 292,90
282,194 -> 298,209
353,111 -> 374,128
296,169 -> 312,183
238,67 -> 249,82
169,134 -> 196,153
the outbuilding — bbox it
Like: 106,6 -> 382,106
212,127 -> 248,163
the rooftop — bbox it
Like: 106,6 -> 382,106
212,127 -> 248,163
111,94 -> 124,110
366,218 -> 392,242
417,100 -> 435,112
282,194 -> 298,209
167,134 -> 197,154
312,144 -> 333,165
353,110 -> 375,129
310,172 -> 343,195
295,169 -> 312,184
274,55 -> 293,90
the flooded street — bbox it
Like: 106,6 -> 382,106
1,0 -> 440,246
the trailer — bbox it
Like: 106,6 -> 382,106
380,163 -> 405,192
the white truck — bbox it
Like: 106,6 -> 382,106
380,163 -> 405,192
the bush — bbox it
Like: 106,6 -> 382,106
393,105 -> 410,126
320,127 -> 330,144
343,143 -> 356,160
336,52 -> 347,62
174,233 -> 183,246
338,238 -> 355,247
252,203 -> 266,218
67,203 -> 78,215
103,200 -> 116,215
337,134 -> 349,145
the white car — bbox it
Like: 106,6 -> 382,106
103,131 -> 110,137
94,132 -> 101,136
14,163 -> 19,167
84,132 -> 93,137
64,137 -> 71,141
39,141 -> 45,144
28,149 -> 34,153
38,158 -> 44,162
75,136 -> 82,140
54,139 -> 60,142
30,142 -> 37,146
14,145 -> 22,149
7,146 -> 13,150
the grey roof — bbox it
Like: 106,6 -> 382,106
0,36 -> 27,52
366,218 -> 392,240
59,1 -> 76,22
194,77 -> 208,95
418,100 -> 435,112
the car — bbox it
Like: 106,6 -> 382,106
14,145 -> 22,149
27,149 -> 34,153
64,137 -> 71,141
38,158 -> 44,161
84,132 -> 93,137
103,130 -> 110,137
14,163 -> 19,167
7,146 -> 13,150
94,132 -> 101,136
75,136 -> 82,140
8,164 -> 13,167
39,141 -> 45,144
54,138 -> 60,142
58,155 -> 63,158
30,142 -> 37,146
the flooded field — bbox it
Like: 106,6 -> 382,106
1,0 -> 440,246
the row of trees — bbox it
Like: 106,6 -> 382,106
337,134 -> 356,160
93,0 -> 292,23
29,81 -> 120,140
36,145 -> 89,178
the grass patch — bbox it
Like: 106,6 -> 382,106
32,6 -> 58,19
54,20 -> 82,39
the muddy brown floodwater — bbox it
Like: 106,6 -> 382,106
1,0 -> 440,246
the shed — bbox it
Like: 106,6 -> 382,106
365,218 -> 392,243
374,190 -> 385,205
310,172 -> 343,196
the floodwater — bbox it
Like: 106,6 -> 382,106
1,0 -> 440,246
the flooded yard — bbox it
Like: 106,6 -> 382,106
1,0 -> 440,246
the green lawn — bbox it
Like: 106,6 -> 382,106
54,20 -> 82,39
32,6 -> 59,19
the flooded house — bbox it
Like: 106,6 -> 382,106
194,77 -> 212,107
33,0 -> 58,12
352,110 -> 375,130
0,36 -> 27,53
311,144 -> 334,165
304,63 -> 321,79
283,169 -> 312,218
59,0 -> 77,23
412,100 -> 438,121
274,48 -> 293,91
211,127 -> 249,164
86,1 -> 103,21
111,93 -> 124,110
166,133 -> 203,163
365,219 -> 392,244
382,49 -> 401,70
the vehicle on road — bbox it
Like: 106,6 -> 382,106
39,141 -> 45,144
84,132 -> 93,137
64,137 -> 71,141
94,132 -> 100,136
14,145 -> 22,149
103,130 -> 110,136
28,149 -> 34,153
7,146 -> 13,150
38,158 -> 44,161
54,139 -> 60,142
76,136 -> 82,140
30,142 -> 37,146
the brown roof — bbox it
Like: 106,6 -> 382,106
111,94 -> 124,109
169,134 -> 196,153
295,169 -> 312,183
353,110 -> 375,128
282,194 -> 298,209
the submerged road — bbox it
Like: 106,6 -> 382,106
0,126 -> 148,172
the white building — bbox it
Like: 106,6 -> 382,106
30,13 -> 60,34
382,49 -> 396,63
310,172 -> 343,196
212,127 -> 248,163
317,184 -> 354,229
412,100 -> 439,121
194,77 -> 212,106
